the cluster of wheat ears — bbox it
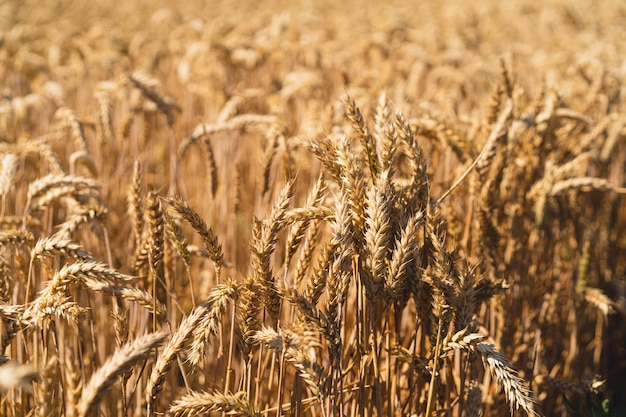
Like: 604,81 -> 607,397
0,0 -> 625,416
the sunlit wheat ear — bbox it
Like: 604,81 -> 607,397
145,307 -> 208,411
334,133 -> 367,237
384,211 -> 423,302
26,174 -> 101,212
216,95 -> 243,123
54,107 -> 88,152
200,135 -> 219,198
187,280 -> 238,366
128,160 -> 145,245
146,281 -> 238,407
343,94 -> 379,179
129,71 -> 181,125
179,114 -> 279,156
165,196 -> 224,279
444,330 -> 540,417
254,326 -> 325,400
169,389 -> 260,417
258,126 -> 279,197
22,139 -> 65,175
77,332 -> 167,417
55,204 -> 107,240
284,173 -> 326,268
250,179 -> 294,323
363,168 -> 393,299
95,87 -> 114,143
0,229 -> 34,247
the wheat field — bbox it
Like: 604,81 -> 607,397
0,0 -> 625,416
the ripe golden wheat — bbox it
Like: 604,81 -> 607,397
0,0 -> 624,416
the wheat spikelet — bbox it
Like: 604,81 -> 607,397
69,150 -> 98,177
334,133 -> 367,242
217,95 -> 244,123
147,192 -> 165,272
583,287 -> 615,318
283,205 -> 333,226
499,58 -> 514,98
23,288 -> 86,327
26,174 -> 100,212
250,179 -> 293,323
487,83 -> 504,126
77,331 -> 167,417
147,280 -> 237,406
301,239 -> 333,305
258,127 -> 280,197
301,133 -> 343,184
163,210 -> 192,277
180,114 -> 279,156
145,304 -> 212,410
81,278 -> 165,316
169,389 -> 260,417
166,196 -> 224,278
95,88 -> 114,143
25,260 -> 163,324
292,218 -> 321,286
31,235 -> 94,262
187,280 -> 238,366
128,160 -> 144,245
396,111 -> 430,209
444,330 -> 539,416
200,135 -> 219,198
254,326 -> 325,399
131,237 -> 150,276
55,204 -> 107,240
452,263 -> 481,332
373,92 -> 391,151
549,177 -> 626,196
0,304 -> 24,321
534,375 -> 585,396
379,117 -> 399,175
284,173 -> 326,268
363,169 -> 394,299
129,71 -> 180,126
54,107 -> 88,152
283,288 -> 331,344
434,116 -> 474,164
384,211 -> 423,302
43,260 -> 135,287
0,229 -> 34,247
237,275 -> 263,357
344,95 -> 379,180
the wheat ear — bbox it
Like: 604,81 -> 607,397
77,332 -> 167,417
169,389 -> 260,417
